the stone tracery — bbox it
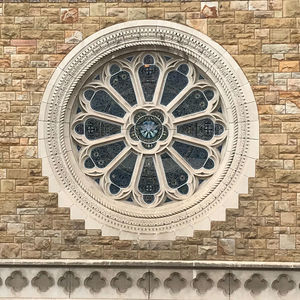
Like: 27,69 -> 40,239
71,52 -> 227,207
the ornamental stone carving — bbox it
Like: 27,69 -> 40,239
39,20 -> 258,239
5,271 -> 28,292
31,271 -> 54,292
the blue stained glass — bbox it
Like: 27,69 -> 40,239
199,74 -> 205,80
173,141 -> 208,169
178,184 -> 189,194
90,141 -> 125,168
138,64 -> 160,102
94,178 -> 100,184
218,145 -> 223,152
94,75 -> 100,80
178,64 -> 189,75
75,123 -> 84,134
165,198 -> 172,203
161,70 -> 188,106
138,157 -> 159,195
110,153 -> 137,188
161,152 -> 188,189
110,184 -> 120,194
84,90 -> 94,101
76,145 -> 81,151
84,118 -> 121,140
90,90 -> 126,118
144,55 -> 154,64
177,118 -> 215,141
172,90 -> 208,118
126,56 -> 134,62
218,106 -> 223,113
110,64 -> 120,75
143,195 -> 154,204
110,70 -> 137,106
204,158 -> 214,169
164,56 -> 172,61
126,197 -> 133,202
76,107 -> 82,114
204,89 -> 214,100
84,157 -> 95,169
215,123 -> 224,135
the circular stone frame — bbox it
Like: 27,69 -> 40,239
39,20 -> 259,240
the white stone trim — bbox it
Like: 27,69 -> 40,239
0,260 -> 300,300
39,20 -> 259,240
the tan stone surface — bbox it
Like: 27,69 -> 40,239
0,0 -> 298,261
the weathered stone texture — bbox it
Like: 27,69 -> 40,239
0,0 -> 298,262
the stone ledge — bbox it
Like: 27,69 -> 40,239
1,259 -> 300,270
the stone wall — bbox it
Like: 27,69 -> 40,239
1,0 -> 300,261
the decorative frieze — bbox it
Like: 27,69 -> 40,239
0,260 -> 300,299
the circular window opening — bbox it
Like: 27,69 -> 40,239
39,21 -> 258,239
71,52 -> 227,208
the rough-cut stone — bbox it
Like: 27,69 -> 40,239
0,243 -> 21,258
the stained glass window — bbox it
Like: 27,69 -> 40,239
71,52 -> 227,207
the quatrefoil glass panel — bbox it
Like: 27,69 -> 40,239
71,52 -> 227,207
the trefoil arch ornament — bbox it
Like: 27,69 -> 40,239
39,20 -> 259,240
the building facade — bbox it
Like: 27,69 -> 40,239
0,0 -> 300,299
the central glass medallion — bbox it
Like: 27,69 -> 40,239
71,52 -> 227,207
130,110 -> 168,150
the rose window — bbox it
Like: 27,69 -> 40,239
71,52 -> 227,207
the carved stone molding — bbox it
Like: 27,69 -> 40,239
0,262 -> 300,299
39,20 -> 259,239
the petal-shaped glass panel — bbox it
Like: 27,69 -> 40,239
138,64 -> 160,102
90,90 -> 126,117
161,152 -> 188,189
110,70 -> 137,106
173,141 -> 208,169
138,157 -> 159,195
84,118 -> 121,140
177,118 -> 215,141
161,69 -> 188,106
90,141 -> 125,168
110,153 -> 137,188
172,90 -> 208,118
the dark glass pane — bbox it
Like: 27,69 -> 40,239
204,158 -> 214,169
110,184 -> 120,194
178,184 -> 188,194
84,157 -> 95,169
138,157 -> 159,195
84,90 -> 94,101
90,90 -> 126,118
126,197 -> 133,202
172,90 -> 208,118
144,55 -> 154,64
218,145 -> 223,153
215,123 -> 224,135
178,64 -> 189,75
161,152 -> 188,189
173,141 -> 208,169
94,74 -> 100,80
94,178 -> 100,184
76,107 -> 81,114
110,71 -> 137,106
143,195 -> 154,204
177,118 -> 215,141
204,89 -> 214,100
199,74 -> 205,80
84,118 -> 121,140
161,70 -> 188,106
90,141 -> 125,168
75,123 -> 84,134
110,153 -> 137,188
126,56 -> 134,62
138,64 -> 160,102
164,56 -> 172,61
110,64 -> 120,75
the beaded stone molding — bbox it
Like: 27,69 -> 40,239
39,20 -> 259,239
